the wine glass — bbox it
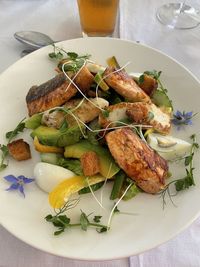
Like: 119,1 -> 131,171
156,1 -> 200,29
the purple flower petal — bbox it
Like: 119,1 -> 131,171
19,185 -> 25,197
175,110 -> 183,118
172,109 -> 195,129
4,175 -> 18,183
6,183 -> 19,191
21,177 -> 35,184
186,120 -> 193,125
185,111 -> 193,119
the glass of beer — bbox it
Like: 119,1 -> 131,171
77,0 -> 119,37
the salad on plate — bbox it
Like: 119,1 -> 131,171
0,45 -> 198,235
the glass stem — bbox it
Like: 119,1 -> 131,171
180,0 -> 187,13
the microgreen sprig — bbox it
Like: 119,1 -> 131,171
49,44 -> 90,73
0,118 -> 26,171
159,134 -> 199,208
45,199 -> 108,235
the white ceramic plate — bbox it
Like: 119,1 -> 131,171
0,38 -> 200,260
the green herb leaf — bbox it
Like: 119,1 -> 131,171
45,200 -> 108,236
45,214 -> 53,221
102,110 -> 110,118
54,229 -> 65,235
59,120 -> 68,132
0,163 -> 8,171
144,70 -> 162,80
96,227 -> 107,233
86,119 -> 101,145
58,215 -> 70,225
113,205 -> 120,213
67,52 -> 78,60
78,182 -> 104,195
184,153 -> 193,166
6,119 -> 26,142
0,144 -> 8,156
93,215 -> 102,223
57,158 -> 83,175
80,211 -> 89,231
138,74 -> 145,84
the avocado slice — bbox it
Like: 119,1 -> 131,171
31,125 -> 84,147
25,113 -> 43,129
64,140 -> 120,178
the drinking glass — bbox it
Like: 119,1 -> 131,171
77,0 -> 119,37
156,1 -> 200,29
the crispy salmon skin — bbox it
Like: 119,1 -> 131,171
106,128 -> 168,193
26,73 -> 77,116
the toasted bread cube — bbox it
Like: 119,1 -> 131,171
80,151 -> 100,176
139,74 -> 158,96
74,66 -> 94,92
7,139 -> 31,161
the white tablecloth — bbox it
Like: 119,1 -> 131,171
0,0 -> 200,266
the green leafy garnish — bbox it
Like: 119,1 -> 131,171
102,110 -> 110,118
78,181 -> 104,195
93,215 -> 102,223
122,179 -> 141,201
139,70 -> 173,109
57,158 -> 83,175
48,44 -> 90,73
110,170 -> 126,200
59,120 -> 68,132
0,145 -> 9,171
86,119 -> 101,145
6,118 -> 26,143
113,205 -> 120,213
45,199 -> 107,235
0,118 -> 26,171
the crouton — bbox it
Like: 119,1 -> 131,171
138,74 -> 158,96
7,139 -> 31,161
80,151 -> 100,176
74,66 -> 94,93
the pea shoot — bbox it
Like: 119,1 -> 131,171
48,44 -> 90,73
0,118 -> 26,171
45,199 -> 108,235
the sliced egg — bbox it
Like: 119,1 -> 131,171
34,162 -> 75,193
147,133 -> 192,160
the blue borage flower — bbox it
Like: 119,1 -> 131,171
172,110 -> 197,129
4,175 -> 34,197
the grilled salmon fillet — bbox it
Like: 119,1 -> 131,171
26,73 -> 77,116
106,128 -> 168,193
103,67 -> 150,103
64,97 -> 109,126
126,102 -> 171,134
73,66 -> 94,93
99,102 -> 171,134
42,97 -> 109,129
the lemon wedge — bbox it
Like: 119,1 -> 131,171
49,174 -> 110,209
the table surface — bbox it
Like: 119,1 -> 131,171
0,0 -> 200,266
